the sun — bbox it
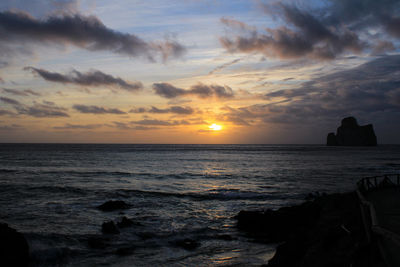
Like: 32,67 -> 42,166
209,123 -> 222,131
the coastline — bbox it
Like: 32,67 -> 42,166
236,191 -> 385,267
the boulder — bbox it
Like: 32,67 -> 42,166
327,117 -> 377,146
97,200 -> 130,212
101,221 -> 119,235
114,246 -> 135,256
116,216 -> 135,228
236,200 -> 320,242
173,238 -> 200,250
326,133 -> 337,146
0,223 -> 29,267
236,192 -> 385,267
87,236 -> 109,249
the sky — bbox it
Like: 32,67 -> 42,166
0,0 -> 399,144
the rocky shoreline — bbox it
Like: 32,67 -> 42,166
1,192 -> 388,266
236,191 -> 385,267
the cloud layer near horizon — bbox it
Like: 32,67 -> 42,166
130,105 -> 194,115
220,55 -> 400,128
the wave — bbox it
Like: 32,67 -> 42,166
0,168 -> 137,177
0,168 -> 20,173
117,188 -> 298,201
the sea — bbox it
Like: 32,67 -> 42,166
0,144 -> 399,266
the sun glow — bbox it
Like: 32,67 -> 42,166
209,123 -> 222,131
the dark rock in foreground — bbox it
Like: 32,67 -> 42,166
173,238 -> 200,250
237,192 -> 385,267
97,200 -> 130,212
327,117 -> 377,146
117,216 -> 135,228
237,200 -> 320,242
87,236 -> 110,249
101,221 -> 120,235
114,246 -> 135,256
0,223 -> 29,267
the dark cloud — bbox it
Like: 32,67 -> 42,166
2,88 -> 41,96
383,16 -> 400,38
220,1 -> 400,60
0,123 -> 21,130
371,41 -> 395,55
16,102 -> 69,117
129,107 -> 146,113
153,83 -> 234,99
130,105 -> 194,115
53,123 -> 103,130
25,67 -> 143,92
111,121 -> 157,131
131,119 -> 190,126
0,109 -> 14,115
0,96 -> 20,105
153,83 -> 186,98
0,11 -> 185,61
73,104 -> 126,114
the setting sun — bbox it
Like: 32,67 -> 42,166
209,124 -> 222,131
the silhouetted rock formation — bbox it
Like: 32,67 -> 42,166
327,117 -> 377,146
101,221 -> 120,234
173,238 -> 200,250
116,216 -> 135,228
97,200 -> 130,212
0,223 -> 29,267
236,192 -> 385,267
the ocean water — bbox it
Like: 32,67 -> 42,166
0,144 -> 399,266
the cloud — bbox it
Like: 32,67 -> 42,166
220,1 -> 400,60
130,105 -> 194,115
131,119 -> 190,126
16,102 -> 69,117
208,58 -> 242,75
2,88 -> 41,96
153,83 -> 234,99
0,96 -> 20,105
0,123 -> 21,131
25,67 -> 143,92
0,11 -> 185,61
0,109 -> 14,115
73,104 -> 126,114
53,123 -> 103,129
221,55 -> 400,128
220,17 -> 255,32
111,121 -> 157,131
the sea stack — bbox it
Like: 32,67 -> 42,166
327,117 -> 377,146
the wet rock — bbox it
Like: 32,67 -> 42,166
236,200 -> 320,242
136,232 -> 155,240
116,216 -> 134,228
216,234 -> 234,241
97,200 -> 130,212
237,192 -> 385,267
114,246 -> 135,256
0,222 -> 29,267
101,221 -> 119,235
173,238 -> 200,250
87,236 -> 109,249
327,117 -> 377,146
